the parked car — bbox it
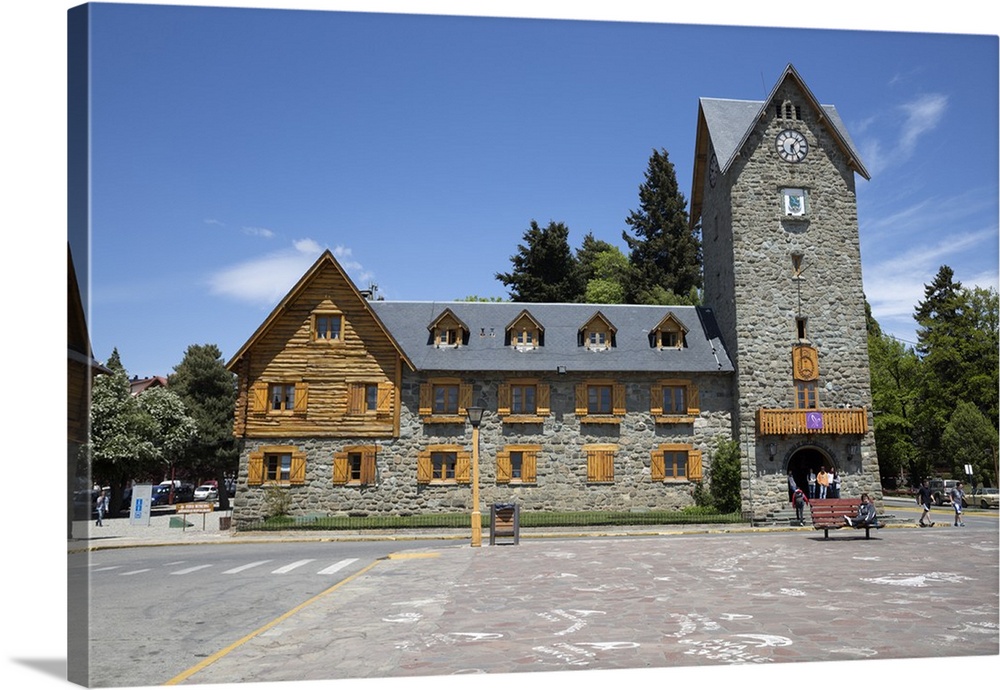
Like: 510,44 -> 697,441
968,487 -> 999,509
929,479 -> 965,507
150,483 -> 195,506
193,484 -> 219,501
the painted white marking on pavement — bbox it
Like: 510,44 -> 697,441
733,633 -> 794,647
317,558 -> 358,575
120,569 -> 151,576
578,642 -> 640,650
92,566 -> 122,571
271,559 -> 315,574
171,564 -> 213,575
222,560 -> 273,574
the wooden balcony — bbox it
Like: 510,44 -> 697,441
757,408 -> 868,436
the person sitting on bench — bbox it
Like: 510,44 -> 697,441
843,493 -> 877,527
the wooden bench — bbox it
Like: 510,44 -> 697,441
809,498 -> 883,539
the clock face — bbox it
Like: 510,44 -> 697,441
708,152 -> 719,187
776,129 -> 808,162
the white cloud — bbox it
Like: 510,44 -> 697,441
208,240 -> 325,306
242,226 -> 275,238
208,239 -> 378,306
857,93 -> 948,176
898,93 -> 947,156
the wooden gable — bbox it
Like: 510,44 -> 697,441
227,250 -> 412,439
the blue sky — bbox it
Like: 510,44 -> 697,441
69,2 -> 998,379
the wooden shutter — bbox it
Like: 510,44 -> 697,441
347,384 -> 364,415
376,383 -> 393,415
522,449 -> 537,483
416,450 -> 432,484
651,449 -> 665,481
289,451 -> 307,484
687,449 -> 703,481
293,383 -> 309,415
650,384 -> 663,416
458,383 -> 472,415
361,448 -> 377,485
536,384 -> 550,416
587,447 -> 615,482
419,383 -> 432,416
250,383 -> 268,415
613,383 -> 626,416
687,384 -> 700,416
496,449 -> 511,483
575,384 -> 588,416
248,451 -> 264,485
497,382 -> 511,416
456,450 -> 471,483
332,451 -> 349,485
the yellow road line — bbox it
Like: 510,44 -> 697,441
387,551 -> 440,560
163,559 -> 382,685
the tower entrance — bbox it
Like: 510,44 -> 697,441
787,446 -> 832,500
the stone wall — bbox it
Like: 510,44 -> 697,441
232,372 -> 734,522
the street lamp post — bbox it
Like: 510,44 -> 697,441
466,406 -> 484,547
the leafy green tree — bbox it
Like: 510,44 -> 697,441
87,349 -> 158,512
866,303 -> 922,485
496,220 -> 582,302
709,437 -> 742,513
942,401 -> 999,488
622,148 -> 702,303
914,267 -> 1000,473
168,344 -> 239,510
582,245 -> 631,304
136,386 -> 197,485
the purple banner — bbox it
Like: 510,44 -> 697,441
806,411 -> 823,429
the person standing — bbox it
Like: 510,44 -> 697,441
787,470 -> 797,502
95,490 -> 108,527
917,480 -> 934,527
831,469 -> 841,499
817,466 -> 830,499
808,469 -> 817,499
950,482 -> 966,527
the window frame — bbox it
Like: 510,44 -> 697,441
496,444 -> 539,484
333,445 -> 378,486
248,445 -> 307,486
312,311 -> 344,343
650,444 -> 703,482
497,379 -> 550,423
250,381 -> 308,416
650,379 -> 700,423
575,381 -> 626,423
419,379 -> 472,423
416,444 -> 471,485
347,381 -> 394,417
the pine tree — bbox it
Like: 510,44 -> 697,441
622,148 -> 702,303
168,344 -> 239,509
496,220 -> 582,302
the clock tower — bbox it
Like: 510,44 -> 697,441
690,64 -> 881,516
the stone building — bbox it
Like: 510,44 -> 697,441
226,64 -> 880,523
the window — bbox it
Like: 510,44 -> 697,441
796,381 -> 819,409
428,309 -> 468,348
496,445 -> 539,484
313,312 -> 343,342
417,445 -> 471,484
248,446 -> 306,486
579,312 -> 616,351
437,328 -> 460,346
497,380 -> 550,421
347,382 -> 393,416
651,313 -> 689,350
333,446 -> 378,485
650,379 -> 699,421
796,317 -> 808,341
585,445 -> 616,482
250,381 -> 308,416
419,379 -> 472,421
506,311 -> 544,350
651,445 -> 703,482
270,384 -> 296,411
575,381 -> 625,421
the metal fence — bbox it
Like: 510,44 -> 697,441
235,508 -> 749,533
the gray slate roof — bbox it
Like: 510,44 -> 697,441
369,301 -> 734,375
701,97 -> 863,175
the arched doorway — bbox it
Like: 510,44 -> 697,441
786,446 -> 832,500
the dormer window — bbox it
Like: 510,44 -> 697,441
651,313 -> 689,350
579,312 -> 616,351
505,310 -> 544,351
428,309 -> 469,349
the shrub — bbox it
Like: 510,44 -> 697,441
710,437 -> 742,513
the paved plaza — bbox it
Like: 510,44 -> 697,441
174,525 -> 998,686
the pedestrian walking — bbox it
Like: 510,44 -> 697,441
817,466 -> 830,499
808,469 -> 817,499
916,480 -> 934,527
831,469 -> 841,499
950,482 -> 966,527
791,487 -> 808,526
95,490 -> 108,527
